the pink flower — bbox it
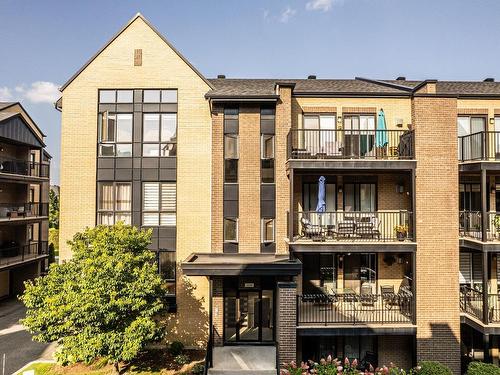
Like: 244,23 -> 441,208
344,357 -> 350,366
338,365 -> 344,372
370,364 -> 374,372
327,354 -> 332,363
352,359 -> 358,368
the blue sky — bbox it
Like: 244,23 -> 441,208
1,0 -> 500,184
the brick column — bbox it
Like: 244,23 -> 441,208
212,277 -> 224,346
412,95 -> 460,373
276,281 -> 297,364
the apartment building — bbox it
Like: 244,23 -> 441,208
58,13 -> 500,373
0,102 -> 50,299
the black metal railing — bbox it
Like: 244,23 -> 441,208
297,293 -> 414,325
459,211 -> 482,240
489,294 -> 500,323
287,129 -> 414,160
0,156 -> 49,178
458,131 -> 500,162
0,202 -> 49,219
460,286 -> 483,321
0,241 -> 48,266
293,210 -> 413,242
204,326 -> 213,375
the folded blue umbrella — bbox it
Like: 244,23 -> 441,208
316,176 -> 326,213
376,109 -> 388,147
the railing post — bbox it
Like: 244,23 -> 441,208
483,251 -> 489,323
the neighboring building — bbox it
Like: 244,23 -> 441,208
58,13 -> 500,373
0,102 -> 50,299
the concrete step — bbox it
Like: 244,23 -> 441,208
211,345 -> 277,372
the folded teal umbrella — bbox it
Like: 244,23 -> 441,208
376,109 -> 388,147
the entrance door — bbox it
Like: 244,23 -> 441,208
223,280 -> 274,343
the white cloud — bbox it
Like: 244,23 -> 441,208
0,87 -> 13,101
263,9 -> 270,20
279,6 -> 297,23
22,81 -> 60,104
306,0 -> 341,12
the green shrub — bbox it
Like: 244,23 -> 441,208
191,363 -> 205,375
418,361 -> 452,375
467,361 -> 500,375
169,341 -> 185,356
175,354 -> 190,365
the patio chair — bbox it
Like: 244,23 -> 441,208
381,285 -> 399,310
300,217 -> 325,241
360,284 -> 376,306
336,216 -> 356,238
355,216 -> 381,239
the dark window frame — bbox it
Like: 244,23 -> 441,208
142,182 -> 176,227
142,113 -> 177,157
142,89 -> 178,104
96,181 -> 132,225
98,112 -> 133,157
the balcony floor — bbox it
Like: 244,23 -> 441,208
0,253 -> 47,270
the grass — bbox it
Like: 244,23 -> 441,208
18,349 -> 205,375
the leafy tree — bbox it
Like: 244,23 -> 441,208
49,188 -> 59,229
20,223 -> 165,373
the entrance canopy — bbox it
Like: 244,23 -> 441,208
181,253 -> 302,277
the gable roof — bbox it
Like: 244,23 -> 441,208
0,102 -> 46,139
60,13 -> 213,92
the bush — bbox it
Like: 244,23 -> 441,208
418,361 -> 452,375
191,363 -> 205,375
467,361 -> 500,375
169,341 -> 185,356
175,354 -> 190,365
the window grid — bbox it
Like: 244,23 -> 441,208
97,182 -> 132,225
142,113 -> 177,157
142,182 -> 176,227
98,112 -> 133,157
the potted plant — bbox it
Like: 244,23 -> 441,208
394,224 -> 408,241
492,215 -> 500,239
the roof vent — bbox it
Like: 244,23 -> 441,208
484,78 -> 495,82
308,75 -> 317,79
396,76 -> 406,81
217,74 -> 226,79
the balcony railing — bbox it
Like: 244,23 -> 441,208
297,292 -> 414,325
0,202 -> 49,220
460,286 -> 483,321
460,211 -> 500,241
293,211 -> 414,242
0,157 -> 49,178
458,131 -> 500,162
0,241 -> 48,267
287,129 -> 414,160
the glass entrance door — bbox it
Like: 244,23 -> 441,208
223,280 -> 274,343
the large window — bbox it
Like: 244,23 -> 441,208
261,218 -> 275,243
142,114 -> 177,157
157,250 -> 176,296
458,116 -> 486,160
303,114 -> 336,155
460,183 -> 481,211
97,182 -> 132,224
344,183 -> 376,212
261,135 -> 275,183
98,113 -> 133,157
344,115 -> 376,157
142,182 -> 176,226
99,90 -> 133,104
224,108 -> 239,183
143,89 -> 177,103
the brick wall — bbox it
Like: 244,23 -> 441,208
377,253 -> 407,293
238,106 -> 261,253
212,277 -> 224,346
412,96 -> 460,373
276,282 -> 297,364
378,335 -> 412,369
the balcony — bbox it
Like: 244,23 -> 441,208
459,131 -> 500,162
0,203 -> 49,222
0,157 -> 49,179
0,241 -> 48,268
287,129 -> 414,162
291,211 -> 414,244
297,291 -> 414,326
460,211 -> 500,242
460,286 -> 500,325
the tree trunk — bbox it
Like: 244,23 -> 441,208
113,362 -> 120,374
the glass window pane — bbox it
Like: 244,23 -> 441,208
115,212 -> 131,225
99,90 -> 115,103
471,117 -> 486,133
100,113 -> 115,142
458,117 -> 470,136
224,107 -> 239,119
262,135 -> 274,159
143,144 -> 159,157
99,144 -> 115,157
224,135 -> 238,159
143,212 -> 159,226
116,114 -> 132,142
143,114 -> 160,142
161,184 -> 176,210
161,90 -> 177,103
261,159 -> 274,183
224,159 -> 238,183
262,219 -> 274,242
161,143 -> 176,157
304,115 -> 319,129
143,183 -> 159,211
224,218 -> 237,242
116,90 -> 133,103
98,212 -> 114,225
320,115 -> 336,130
98,183 -> 114,210
143,90 -> 161,103
158,251 -> 176,279
116,183 -> 131,211
116,144 -> 132,157
161,114 -> 177,142
160,213 -> 176,226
